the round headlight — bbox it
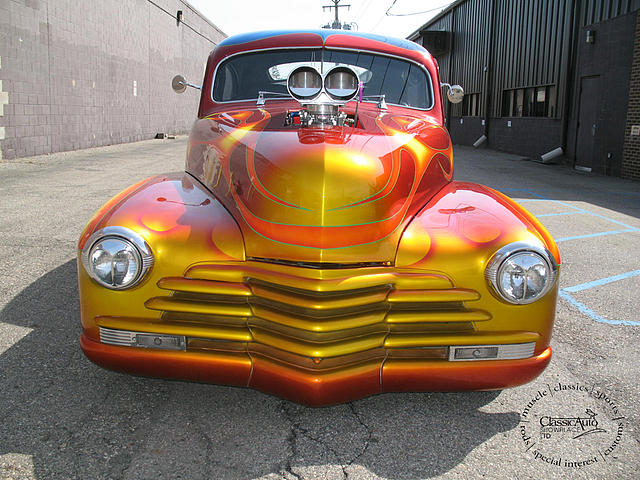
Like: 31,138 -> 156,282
81,227 -> 153,290
486,242 -> 557,304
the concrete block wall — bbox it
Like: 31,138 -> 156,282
448,115 -> 563,161
622,11 -> 640,180
488,118 -> 563,160
0,0 -> 225,160
448,117 -> 484,147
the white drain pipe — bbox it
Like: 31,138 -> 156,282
540,147 -> 563,164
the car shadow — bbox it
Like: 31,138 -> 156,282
0,260 -> 519,480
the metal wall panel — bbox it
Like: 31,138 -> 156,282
422,12 -> 455,115
580,0 -> 640,25
420,0 -> 640,119
425,13 -> 453,78
489,0 -> 573,117
449,0 -> 490,116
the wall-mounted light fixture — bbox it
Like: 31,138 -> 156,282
177,10 -> 183,26
586,30 -> 596,44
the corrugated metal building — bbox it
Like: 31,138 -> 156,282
409,0 -> 640,180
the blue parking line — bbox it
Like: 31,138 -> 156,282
555,229 -> 638,242
503,188 -> 640,326
504,188 -> 638,230
543,201 -> 637,229
502,187 -> 640,240
559,291 -> 640,326
564,270 -> 640,293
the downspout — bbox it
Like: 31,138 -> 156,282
446,9 -> 456,127
482,0 -> 496,140
560,0 -> 579,155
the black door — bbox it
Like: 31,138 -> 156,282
575,76 -> 600,172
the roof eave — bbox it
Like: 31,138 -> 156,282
406,0 -> 470,40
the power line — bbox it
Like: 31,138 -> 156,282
370,0 -> 395,30
385,0 -> 399,14
386,1 -> 451,17
353,0 -> 377,21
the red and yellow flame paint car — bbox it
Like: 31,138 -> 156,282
78,30 -> 559,406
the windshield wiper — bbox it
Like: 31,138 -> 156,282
257,91 -> 287,106
361,94 -> 387,110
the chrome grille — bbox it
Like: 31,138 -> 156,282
140,262 -> 490,366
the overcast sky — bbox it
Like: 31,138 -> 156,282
187,0 -> 453,39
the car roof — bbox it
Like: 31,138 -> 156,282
219,29 -> 428,54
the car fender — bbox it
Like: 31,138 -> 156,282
77,173 -> 245,337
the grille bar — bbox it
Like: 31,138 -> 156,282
98,317 -> 251,342
386,310 -> 491,323
145,297 -> 252,317
158,277 -> 251,296
385,332 -> 539,349
142,263 -> 491,360
252,305 -> 387,332
250,327 -> 388,358
184,263 -> 453,292
250,283 -> 391,310
387,289 -> 480,303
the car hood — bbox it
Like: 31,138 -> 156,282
187,106 -> 452,263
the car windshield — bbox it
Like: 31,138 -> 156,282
212,48 -> 432,109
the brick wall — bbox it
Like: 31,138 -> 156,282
621,11 -> 640,180
0,0 -> 225,160
566,11 -> 637,176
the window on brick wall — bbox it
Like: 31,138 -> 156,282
461,93 -> 481,116
501,85 -> 556,117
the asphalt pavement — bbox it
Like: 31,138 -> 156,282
0,137 -> 638,480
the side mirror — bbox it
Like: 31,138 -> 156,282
172,74 -> 201,93
441,82 -> 464,104
172,75 -> 187,94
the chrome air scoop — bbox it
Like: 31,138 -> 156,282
286,65 -> 359,127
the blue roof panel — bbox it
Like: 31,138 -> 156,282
218,29 -> 426,53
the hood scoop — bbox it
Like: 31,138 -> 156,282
284,65 -> 359,127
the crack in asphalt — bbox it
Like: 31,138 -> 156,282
107,385 -> 171,480
191,420 -> 216,479
344,402 -> 374,477
280,401 -> 304,480
278,401 -> 375,480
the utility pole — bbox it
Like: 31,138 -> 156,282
323,0 -> 350,29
